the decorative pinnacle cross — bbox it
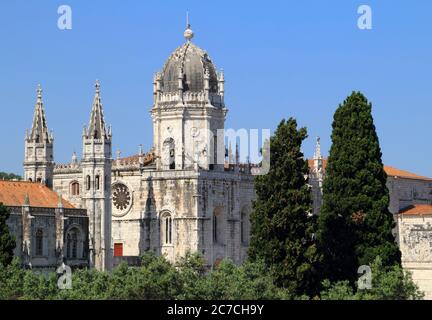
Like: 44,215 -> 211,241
184,11 -> 194,41
95,80 -> 100,94
37,84 -> 42,99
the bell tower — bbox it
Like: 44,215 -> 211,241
81,81 -> 113,271
24,85 -> 54,187
151,23 -> 227,171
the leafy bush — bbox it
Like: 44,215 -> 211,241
320,257 -> 424,300
0,254 -> 422,300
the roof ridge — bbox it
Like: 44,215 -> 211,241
0,180 -> 38,184
307,158 -> 432,181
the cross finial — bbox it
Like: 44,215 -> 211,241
184,12 -> 194,41
37,84 -> 42,99
95,80 -> 100,94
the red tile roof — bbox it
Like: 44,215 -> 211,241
399,204 -> 432,215
383,166 -> 432,181
116,152 -> 155,166
308,159 -> 432,181
0,181 -> 75,209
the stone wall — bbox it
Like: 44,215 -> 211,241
396,214 -> 432,299
387,177 -> 432,213
6,205 -> 89,270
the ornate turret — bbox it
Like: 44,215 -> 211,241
24,85 -> 54,187
81,80 -> 113,271
85,81 -> 110,140
310,137 -> 324,215
151,21 -> 228,171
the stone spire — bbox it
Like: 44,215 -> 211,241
71,151 -> 78,164
86,80 -> 108,140
228,142 -> 234,164
235,143 -> 240,164
24,85 -> 54,187
24,193 -> 30,206
30,85 -> 52,143
311,137 -> 324,215
314,137 -> 322,160
81,80 -> 113,271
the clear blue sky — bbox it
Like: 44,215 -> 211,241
1,0 -> 431,177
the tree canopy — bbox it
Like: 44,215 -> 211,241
317,92 -> 401,284
248,118 -> 321,297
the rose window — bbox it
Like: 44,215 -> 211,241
113,184 -> 131,211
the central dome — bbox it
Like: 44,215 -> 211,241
160,41 -> 219,94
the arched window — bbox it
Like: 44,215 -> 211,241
213,207 -> 224,245
161,212 -> 172,245
163,138 -> 175,170
35,229 -> 43,256
70,181 -> 80,196
66,228 -> 82,259
86,175 -> 91,190
36,177 -> 42,183
241,208 -> 250,245
95,175 -> 100,190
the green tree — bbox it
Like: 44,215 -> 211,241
248,118 -> 321,297
317,92 -> 401,284
175,253 -> 289,300
0,172 -> 21,181
0,258 -> 26,299
0,203 -> 16,266
320,257 -> 423,300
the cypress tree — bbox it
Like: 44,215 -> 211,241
248,118 -> 320,297
317,92 -> 401,284
0,203 -> 15,266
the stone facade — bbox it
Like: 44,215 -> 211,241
396,212 -> 432,299
32,25 -> 256,269
0,181 -> 88,271
23,85 -> 54,188
17,22 -> 432,298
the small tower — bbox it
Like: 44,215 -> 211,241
313,137 -> 323,170
24,85 -> 54,187
151,22 -> 227,171
311,137 -> 324,215
81,80 -> 113,271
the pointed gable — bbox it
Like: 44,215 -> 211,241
87,80 -> 108,139
29,85 -> 51,143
